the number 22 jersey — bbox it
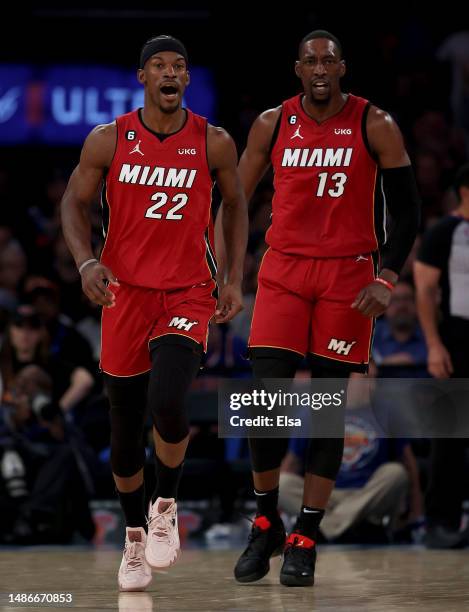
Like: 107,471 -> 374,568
101,108 -> 216,290
267,94 -> 382,258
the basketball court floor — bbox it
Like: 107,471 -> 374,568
1,545 -> 468,611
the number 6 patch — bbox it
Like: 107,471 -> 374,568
126,130 -> 136,141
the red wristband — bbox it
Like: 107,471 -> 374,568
373,277 -> 395,291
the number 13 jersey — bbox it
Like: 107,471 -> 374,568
268,94 -> 382,258
101,108 -> 215,290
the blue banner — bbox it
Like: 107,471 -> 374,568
0,65 -> 216,144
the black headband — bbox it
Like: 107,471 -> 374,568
140,37 -> 189,69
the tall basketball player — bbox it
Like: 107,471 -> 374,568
61,35 -> 248,591
224,30 -> 420,586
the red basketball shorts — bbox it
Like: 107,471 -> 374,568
249,248 -> 378,371
101,279 -> 217,377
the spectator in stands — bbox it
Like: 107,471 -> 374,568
372,278 -> 428,377
52,234 -> 96,322
24,281 -> 96,371
0,305 -> 94,415
0,240 -> 27,310
0,365 -> 96,544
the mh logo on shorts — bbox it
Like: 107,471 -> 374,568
328,338 -> 357,356
168,316 -> 199,331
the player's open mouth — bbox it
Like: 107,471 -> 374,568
312,81 -> 329,92
160,84 -> 179,100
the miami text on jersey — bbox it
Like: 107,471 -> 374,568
281,147 -> 353,167
118,164 -> 197,188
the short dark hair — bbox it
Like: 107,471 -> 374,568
299,30 -> 343,58
453,162 -> 469,197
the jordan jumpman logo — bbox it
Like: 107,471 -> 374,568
291,125 -> 304,140
129,140 -> 144,156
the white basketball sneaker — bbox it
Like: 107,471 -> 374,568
145,497 -> 180,569
118,527 -> 152,592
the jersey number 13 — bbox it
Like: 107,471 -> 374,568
316,172 -> 348,198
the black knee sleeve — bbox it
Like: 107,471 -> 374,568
306,360 -> 349,479
148,337 -> 202,444
104,372 -> 149,478
248,437 -> 290,473
305,437 -> 345,480
249,350 -> 301,473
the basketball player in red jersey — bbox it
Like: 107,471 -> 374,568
229,31 -> 420,586
61,35 -> 248,591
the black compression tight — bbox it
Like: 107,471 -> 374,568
248,352 -> 350,479
148,339 -> 202,444
104,338 -> 202,477
104,372 -> 149,478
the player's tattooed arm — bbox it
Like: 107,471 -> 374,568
208,125 -> 248,323
61,122 -> 119,308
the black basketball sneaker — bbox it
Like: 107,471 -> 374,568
234,514 -> 286,583
280,532 -> 317,587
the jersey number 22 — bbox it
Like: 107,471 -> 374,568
145,192 -> 188,220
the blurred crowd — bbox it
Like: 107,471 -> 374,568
1,28 -> 469,546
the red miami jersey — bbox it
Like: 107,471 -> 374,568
101,108 -> 216,290
267,94 -> 384,258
